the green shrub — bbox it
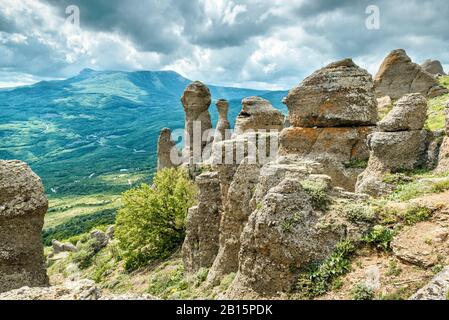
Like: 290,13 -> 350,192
343,160 -> 368,169
301,180 -> 331,211
296,240 -> 355,298
351,283 -> 375,300
362,225 -> 394,251
343,203 -> 376,223
403,205 -> 433,225
147,264 -> 187,298
430,179 -> 449,193
115,168 -> 197,271
71,238 -> 98,269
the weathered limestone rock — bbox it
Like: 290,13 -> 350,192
391,222 -> 449,268
0,160 -> 49,293
283,59 -> 378,127
356,93 -> 429,196
182,172 -> 221,273
52,240 -> 77,254
421,59 -> 446,76
279,126 -> 375,191
410,267 -> 449,300
214,99 -> 231,142
234,97 -> 284,135
436,136 -> 449,173
374,49 -> 447,99
227,177 -> 346,298
207,158 -> 261,285
356,130 -> 427,196
181,81 -> 213,161
378,93 -> 428,132
157,128 -> 178,171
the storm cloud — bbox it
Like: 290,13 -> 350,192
0,0 -> 448,89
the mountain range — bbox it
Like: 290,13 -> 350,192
0,69 -> 288,196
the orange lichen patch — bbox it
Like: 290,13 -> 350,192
374,51 -> 410,82
280,127 -> 321,141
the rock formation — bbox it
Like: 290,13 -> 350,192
207,158 -> 261,284
356,94 -> 428,196
280,59 -> 377,191
283,58 -> 378,127
0,160 -> 49,293
157,128 -> 178,171
421,59 -> 446,76
226,175 -> 347,298
436,100 -> 449,173
182,172 -> 221,273
181,81 -> 213,162
214,99 -> 231,142
410,267 -> 449,300
234,96 -> 284,135
374,49 -> 448,99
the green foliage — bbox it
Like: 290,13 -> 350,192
281,212 -> 302,233
343,160 -> 368,169
426,92 -> 449,131
71,237 -> 98,269
115,168 -> 197,271
42,209 -> 117,246
430,179 -> 449,193
351,283 -> 375,300
147,264 -> 187,299
403,205 -> 433,225
219,273 -> 236,292
296,240 -> 355,298
343,203 -> 376,223
89,241 -> 122,283
362,225 -> 394,251
386,260 -> 402,277
195,268 -> 209,287
301,180 -> 331,211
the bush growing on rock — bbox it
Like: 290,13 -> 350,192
115,168 -> 197,271
362,225 -> 394,251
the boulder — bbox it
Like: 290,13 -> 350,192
410,267 -> 449,300
283,59 -> 378,127
182,172 -> 222,273
374,49 -> 445,99
207,158 -> 261,285
378,93 -> 428,132
227,177 -> 346,298
106,225 -> 115,240
356,130 -> 427,196
421,59 -> 446,76
234,97 -> 284,135
89,230 -> 108,250
52,240 -> 77,254
181,81 -> 213,162
157,128 -> 178,171
0,160 -> 49,293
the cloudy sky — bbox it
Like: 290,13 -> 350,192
0,0 -> 448,89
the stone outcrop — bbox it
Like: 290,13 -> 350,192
181,81 -> 213,162
182,172 -> 221,273
356,94 -> 428,196
421,59 -> 446,76
227,175 -> 347,298
214,99 -> 231,142
234,97 -> 284,135
410,267 -> 449,300
279,59 -> 377,191
207,158 -> 261,285
378,93 -> 428,132
157,128 -> 178,171
52,240 -> 77,254
283,59 -> 378,127
0,160 -> 49,293
374,49 -> 448,99
436,101 -> 449,173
